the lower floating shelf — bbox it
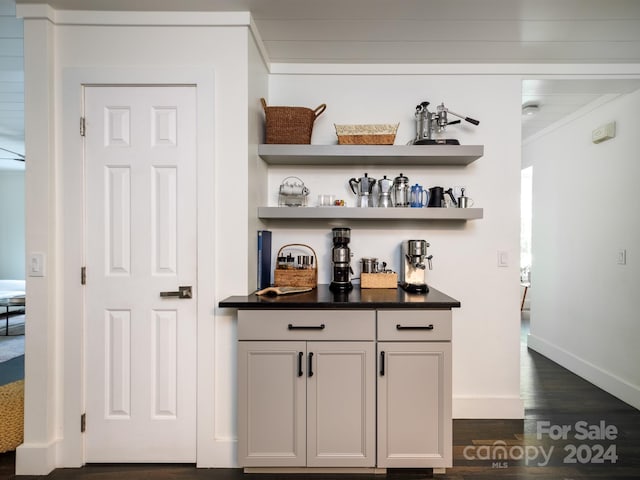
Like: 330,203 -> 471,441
258,207 -> 483,220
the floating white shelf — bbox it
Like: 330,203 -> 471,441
258,144 -> 484,166
258,207 -> 483,221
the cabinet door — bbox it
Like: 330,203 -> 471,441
377,342 -> 452,468
307,341 -> 376,467
237,341 -> 306,467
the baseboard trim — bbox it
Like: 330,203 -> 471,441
15,438 -> 59,475
244,467 -> 387,474
527,333 -> 640,411
453,395 -> 524,419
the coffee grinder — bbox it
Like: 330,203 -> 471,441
400,240 -> 433,293
329,227 -> 353,292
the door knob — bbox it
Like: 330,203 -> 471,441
160,286 -> 192,299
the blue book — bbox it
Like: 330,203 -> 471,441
257,230 -> 272,289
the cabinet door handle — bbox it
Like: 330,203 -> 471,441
297,352 -> 304,377
308,352 -> 314,377
288,324 -> 326,330
396,324 -> 434,330
380,351 -> 385,376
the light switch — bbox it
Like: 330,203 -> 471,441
617,249 -> 627,265
497,250 -> 509,267
29,252 -> 46,277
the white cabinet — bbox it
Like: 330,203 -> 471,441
237,341 -> 306,467
377,310 -> 452,469
237,310 -> 376,468
236,308 -> 452,471
307,341 -> 375,467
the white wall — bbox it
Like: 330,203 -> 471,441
524,88 -> 640,409
0,170 -> 25,279
268,73 -> 524,418
16,7 -> 259,474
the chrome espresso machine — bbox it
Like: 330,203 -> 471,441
399,240 -> 433,293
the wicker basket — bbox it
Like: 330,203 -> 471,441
261,98 -> 327,144
335,123 -> 399,145
0,380 -> 24,453
274,243 -> 318,288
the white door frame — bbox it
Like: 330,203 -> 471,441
61,67 -> 216,467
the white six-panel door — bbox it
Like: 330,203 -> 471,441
84,86 -> 197,462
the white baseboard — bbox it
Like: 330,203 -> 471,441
528,333 -> 640,411
196,436 -> 237,468
453,396 -> 524,419
15,439 -> 59,475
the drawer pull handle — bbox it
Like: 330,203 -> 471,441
380,351 -> 385,376
308,352 -> 314,377
297,352 -> 304,377
288,324 -> 325,330
396,324 -> 434,330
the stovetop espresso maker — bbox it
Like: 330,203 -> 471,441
349,173 -> 377,208
400,240 -> 433,293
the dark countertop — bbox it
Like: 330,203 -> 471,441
218,284 -> 460,310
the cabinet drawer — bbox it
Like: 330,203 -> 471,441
377,310 -> 451,341
238,310 -> 375,341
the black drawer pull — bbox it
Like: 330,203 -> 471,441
308,352 -> 314,377
297,352 -> 304,377
396,324 -> 434,331
380,351 -> 385,376
288,323 -> 326,330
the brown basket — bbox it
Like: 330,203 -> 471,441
335,123 -> 398,145
274,243 -> 318,288
261,98 -> 327,144
338,134 -> 396,145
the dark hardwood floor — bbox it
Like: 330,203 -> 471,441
2,311 -> 639,479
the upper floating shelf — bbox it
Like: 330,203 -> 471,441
258,144 -> 484,166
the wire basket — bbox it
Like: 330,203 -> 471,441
261,98 -> 327,144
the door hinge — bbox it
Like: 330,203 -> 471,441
81,413 -> 86,433
81,266 -> 86,285
80,117 -> 86,137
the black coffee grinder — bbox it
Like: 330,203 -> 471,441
329,227 -> 353,292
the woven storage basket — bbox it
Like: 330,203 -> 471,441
0,380 -> 24,453
334,123 -> 399,145
274,243 -> 318,288
261,98 -> 327,144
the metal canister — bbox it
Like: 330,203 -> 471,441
360,257 -> 379,273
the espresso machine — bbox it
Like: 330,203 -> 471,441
329,227 -> 354,292
400,240 -> 433,293
413,101 -> 480,145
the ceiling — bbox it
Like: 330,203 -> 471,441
2,0 -> 640,169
